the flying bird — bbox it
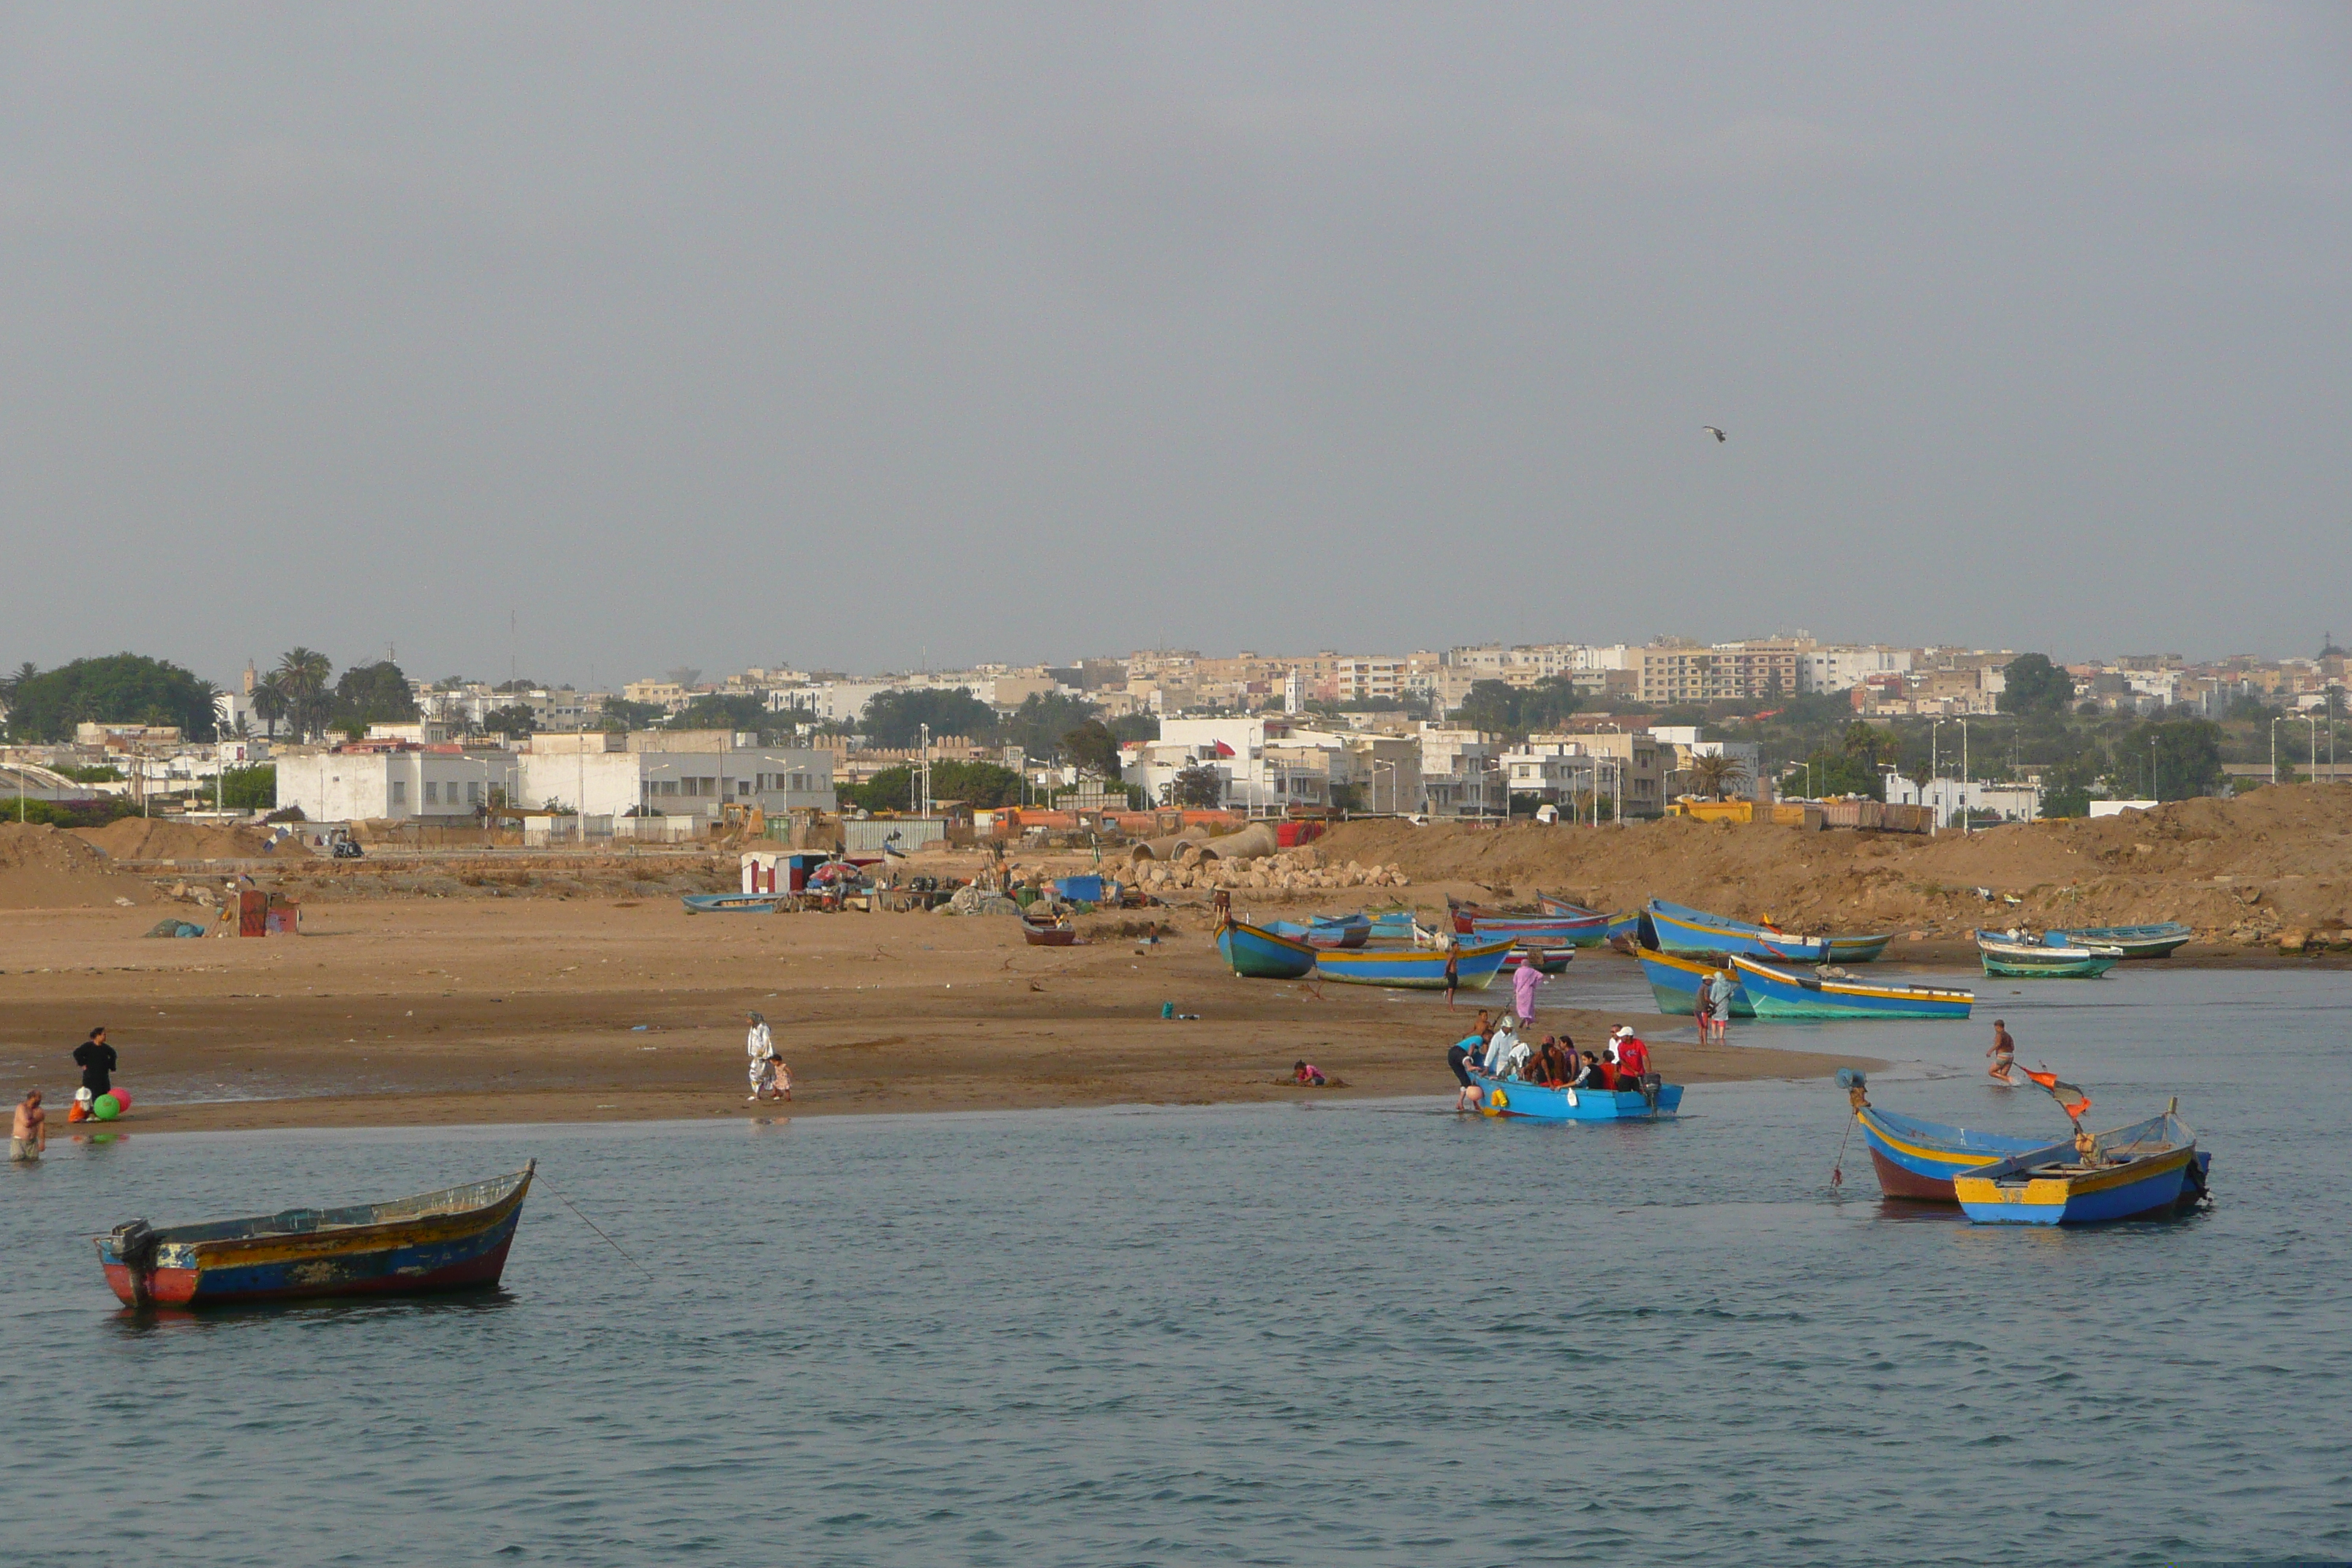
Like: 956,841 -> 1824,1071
1702,426 -> 1727,442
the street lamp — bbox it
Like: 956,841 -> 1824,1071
1929,718 -> 1952,834
1958,718 -> 1970,836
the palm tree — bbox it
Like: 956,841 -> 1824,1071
274,647 -> 333,741
1687,751 -> 1751,802
250,676 -> 290,739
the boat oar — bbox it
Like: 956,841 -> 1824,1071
535,1171 -> 658,1285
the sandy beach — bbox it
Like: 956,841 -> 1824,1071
0,898 -> 1877,1134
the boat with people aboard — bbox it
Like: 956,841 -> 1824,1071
1314,935 -> 1513,990
2042,921 -> 2193,960
1729,954 -> 1974,1021
1636,946 -> 1754,1017
1977,930 -> 2123,978
1647,899 -> 1893,963
1214,916 -> 1321,979
1469,1070 -> 1683,1121
1953,1104 -> 2209,1224
1447,897 -> 1610,946
95,1164 -> 535,1308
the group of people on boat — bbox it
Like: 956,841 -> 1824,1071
1445,1011 -> 1651,1111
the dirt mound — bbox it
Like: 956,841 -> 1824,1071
0,823 -> 147,910
75,818 -> 289,860
1318,784 -> 2352,944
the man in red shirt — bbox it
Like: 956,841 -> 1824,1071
1611,1025 -> 1651,1081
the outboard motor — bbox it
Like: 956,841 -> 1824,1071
110,1219 -> 159,1307
1638,1071 -> 1663,1114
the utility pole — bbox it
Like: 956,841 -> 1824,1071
1959,719 -> 1970,835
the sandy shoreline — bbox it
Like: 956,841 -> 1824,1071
2,900 -> 1882,1136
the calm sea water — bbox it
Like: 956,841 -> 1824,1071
7,968 -> 2348,1566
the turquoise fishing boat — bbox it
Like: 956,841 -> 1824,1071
681,892 -> 782,913
1635,946 -> 1754,1017
1644,902 -> 1836,963
2044,921 -> 2193,960
1264,913 -> 1371,949
1977,931 -> 2122,978
1469,1071 -> 1683,1121
1649,899 -> 1892,963
1215,917 -> 1320,979
1953,1106 -> 2209,1224
1730,954 -> 1973,1020
1313,936 -> 1513,990
1537,893 -> 1637,948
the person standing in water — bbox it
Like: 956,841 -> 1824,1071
10,1091 -> 44,1162
1986,1019 -> 2020,1085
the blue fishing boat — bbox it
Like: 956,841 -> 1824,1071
1265,914 -> 1371,949
1449,899 -> 1610,946
1635,945 -> 1754,1017
1953,1106 -> 2208,1224
1313,936 -> 1514,990
1367,911 -> 1419,941
2044,921 -> 2193,960
1648,899 -> 1891,963
1730,954 -> 1973,1020
1644,902 -> 1836,963
1851,1101 -> 2072,1201
1978,931 -> 2121,978
1503,946 -> 1572,975
1469,1071 -> 1683,1121
682,892 -> 782,913
96,1164 -> 535,1307
1215,917 -> 1320,979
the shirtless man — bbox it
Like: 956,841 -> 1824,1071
1986,1019 -> 2021,1086
10,1091 -> 45,1162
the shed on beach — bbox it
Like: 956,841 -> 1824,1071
743,851 -> 832,894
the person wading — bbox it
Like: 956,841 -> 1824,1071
10,1091 -> 45,1163
1987,1019 -> 2020,1086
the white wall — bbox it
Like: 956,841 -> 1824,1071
518,747 -> 836,818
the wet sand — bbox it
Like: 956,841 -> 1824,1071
0,901 -> 1877,1133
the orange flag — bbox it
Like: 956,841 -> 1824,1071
2023,1067 -> 2091,1120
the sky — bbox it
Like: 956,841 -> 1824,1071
2,2 -> 2347,687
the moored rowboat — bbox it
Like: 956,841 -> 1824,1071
1853,1105 -> 2073,1201
1977,931 -> 2121,978
1449,899 -> 1610,946
96,1164 -> 535,1307
2044,921 -> 2193,960
1314,936 -> 1514,990
1022,918 -> 1079,946
1953,1109 -> 2208,1224
1648,899 -> 1891,963
682,892 -> 780,913
1635,946 -> 1754,1017
1730,954 -> 1973,1020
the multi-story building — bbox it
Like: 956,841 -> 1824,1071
519,731 -> 836,819
276,745 -> 524,823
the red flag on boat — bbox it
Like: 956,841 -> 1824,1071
2023,1067 -> 2090,1120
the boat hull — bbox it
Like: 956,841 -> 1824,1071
1315,937 -> 1513,990
1022,924 -> 1078,946
1635,947 -> 1754,1017
1732,956 -> 1973,1019
1215,919 -> 1319,979
1646,904 -> 1835,963
1648,899 -> 1888,962
1955,1147 -> 2199,1224
94,1168 -> 532,1307
1855,1108 -> 2070,1202
1451,903 -> 1610,946
2046,923 -> 2192,960
682,893 -> 779,913
1471,1073 -> 1683,1121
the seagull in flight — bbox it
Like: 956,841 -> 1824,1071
1702,426 -> 1727,442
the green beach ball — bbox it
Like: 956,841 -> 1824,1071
91,1094 -> 121,1121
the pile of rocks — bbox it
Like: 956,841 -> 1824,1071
1131,844 -> 1407,896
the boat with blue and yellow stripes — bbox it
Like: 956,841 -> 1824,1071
1730,954 -> 1973,1020
1954,1105 -> 2209,1224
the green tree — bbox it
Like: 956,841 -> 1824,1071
219,764 -> 276,810
1516,676 -> 1580,732
2127,717 -> 2224,801
249,676 -> 290,739
1997,653 -> 2073,716
598,698 -> 667,731
1686,751 -> 1751,801
2,653 -> 222,742
670,693 -> 773,734
332,660 -> 420,729
862,688 -> 1000,748
483,704 -> 539,736
1450,679 -> 1521,736
1060,719 -> 1123,781
1108,713 -> 1160,746
927,760 -> 1022,807
0,660 -> 37,710
1172,764 -> 1225,808
997,692 -> 1100,756
274,647 -> 335,741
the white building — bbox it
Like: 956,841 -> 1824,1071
518,732 -> 836,819
276,747 -> 524,822
1884,774 -> 2043,829
1798,646 -> 1913,694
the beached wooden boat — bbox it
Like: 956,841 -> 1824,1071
1215,917 -> 1320,979
681,892 -> 781,913
1977,931 -> 2122,978
1450,898 -> 1611,946
2044,921 -> 2193,960
1730,954 -> 1973,1020
1265,914 -> 1371,949
1022,917 -> 1078,946
1502,946 -> 1572,975
1635,946 -> 1755,1017
1314,935 -> 1513,990
1469,1070 -> 1683,1121
1954,1107 -> 2208,1224
95,1164 -> 535,1308
1648,899 -> 1891,963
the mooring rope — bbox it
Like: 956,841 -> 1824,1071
535,1171 -> 657,1284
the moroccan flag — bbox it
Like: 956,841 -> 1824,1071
2024,1067 -> 2091,1120
1213,739 -> 1236,758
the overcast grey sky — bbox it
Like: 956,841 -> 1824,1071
3,3 -> 2346,686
